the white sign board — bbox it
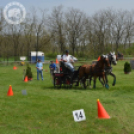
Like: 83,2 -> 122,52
72,109 -> 86,122
20,56 -> 26,61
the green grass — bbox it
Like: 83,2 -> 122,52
0,61 -> 134,134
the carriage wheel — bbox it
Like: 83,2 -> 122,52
54,77 -> 61,89
64,77 -> 72,89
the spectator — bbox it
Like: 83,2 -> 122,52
36,59 -> 43,80
49,61 -> 56,76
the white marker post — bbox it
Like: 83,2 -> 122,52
72,109 -> 86,122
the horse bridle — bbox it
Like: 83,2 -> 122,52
108,54 -> 117,65
101,56 -> 110,67
108,54 -> 112,65
92,58 -> 106,74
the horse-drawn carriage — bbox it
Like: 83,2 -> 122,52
53,61 -> 79,88
52,52 -> 117,89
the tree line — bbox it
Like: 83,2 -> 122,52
0,6 -> 134,61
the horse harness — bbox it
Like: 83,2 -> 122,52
89,63 -> 105,75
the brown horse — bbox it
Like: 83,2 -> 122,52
76,55 -> 110,89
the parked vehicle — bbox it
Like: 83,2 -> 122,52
30,51 -> 45,63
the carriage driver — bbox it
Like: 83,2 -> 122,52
62,50 -> 74,73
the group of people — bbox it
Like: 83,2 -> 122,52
36,50 -> 74,80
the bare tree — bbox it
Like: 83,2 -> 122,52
2,34 -> 13,64
48,5 -> 66,53
1,6 -> 134,60
86,18 -> 99,56
9,24 -> 24,61
23,13 -> 35,59
123,11 -> 134,49
0,8 -> 6,58
104,8 -> 116,51
31,8 -> 47,60
65,8 -> 87,55
112,10 -> 127,52
91,10 -> 111,54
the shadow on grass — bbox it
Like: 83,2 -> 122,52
41,85 -> 107,91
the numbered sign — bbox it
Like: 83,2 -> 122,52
72,109 -> 86,122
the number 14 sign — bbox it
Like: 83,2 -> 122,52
72,109 -> 86,122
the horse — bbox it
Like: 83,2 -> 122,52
76,55 -> 111,89
98,52 -> 117,86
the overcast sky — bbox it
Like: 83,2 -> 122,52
1,0 -> 134,15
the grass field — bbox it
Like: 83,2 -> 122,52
0,61 -> 134,134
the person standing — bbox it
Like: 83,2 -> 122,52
36,59 -> 43,80
49,61 -> 56,76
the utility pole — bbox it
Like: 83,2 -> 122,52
36,31 -> 39,62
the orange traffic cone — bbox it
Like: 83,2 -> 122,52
97,99 -> 110,119
7,85 -> 13,96
13,66 -> 17,70
24,76 -> 28,82
56,59 -> 59,64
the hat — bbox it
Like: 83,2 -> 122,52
65,50 -> 69,53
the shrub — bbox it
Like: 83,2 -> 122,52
124,62 -> 131,73
25,64 -> 33,78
